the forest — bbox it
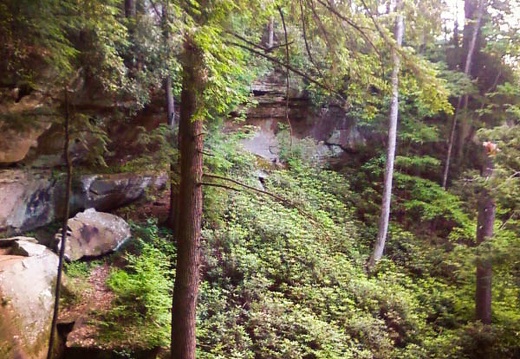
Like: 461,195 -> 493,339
0,0 -> 519,358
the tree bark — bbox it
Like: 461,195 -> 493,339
46,88 -> 73,359
267,16 -> 274,49
170,38 -> 205,359
367,0 -> 403,270
165,76 -> 175,128
125,0 -> 136,18
442,0 -> 484,189
162,1 -> 178,229
475,148 -> 495,324
165,74 -> 177,229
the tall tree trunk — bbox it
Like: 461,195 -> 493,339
442,0 -> 484,189
267,16 -> 274,49
162,2 -> 175,127
170,39 -> 205,359
162,1 -> 178,229
125,0 -> 136,18
475,146 -> 495,324
367,0 -> 403,270
165,75 -> 177,228
46,88 -> 73,359
165,76 -> 175,128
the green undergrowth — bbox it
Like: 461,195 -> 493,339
61,260 -> 104,307
196,136 -> 519,358
91,137 -> 518,358
97,221 -> 175,350
198,158 -> 434,358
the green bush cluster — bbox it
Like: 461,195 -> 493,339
100,221 -> 175,350
97,143 -> 518,358
197,151 -> 519,358
198,161 -> 438,358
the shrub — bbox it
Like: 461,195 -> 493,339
100,222 -> 174,349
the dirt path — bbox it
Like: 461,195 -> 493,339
59,263 -> 115,348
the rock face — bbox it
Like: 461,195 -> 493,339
58,209 -> 131,261
67,172 -> 168,214
0,237 -> 59,359
0,169 -> 166,235
0,169 -> 57,234
0,119 -> 53,164
0,90 -> 56,164
241,74 -> 375,162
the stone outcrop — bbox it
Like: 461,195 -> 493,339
240,74 -> 374,162
0,169 -> 166,235
0,89 -> 56,164
64,172 -> 168,214
57,208 -> 131,261
0,169 -> 56,234
0,237 -> 59,359
0,119 -> 53,164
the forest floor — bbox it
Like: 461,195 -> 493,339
59,262 -> 115,348
58,189 -> 172,349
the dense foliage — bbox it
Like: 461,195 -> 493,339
1,0 -> 519,358
90,133 -> 518,358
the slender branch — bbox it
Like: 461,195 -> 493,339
203,173 -> 290,204
315,0 -> 381,59
203,173 -> 324,228
508,171 -> 520,179
314,0 -> 385,81
227,35 -> 345,101
198,150 -> 214,156
442,0 -> 484,189
358,0 -> 390,41
498,210 -> 518,231
442,96 -> 464,188
267,41 -> 295,52
306,0 -> 333,50
199,182 -> 241,192
299,0 -> 324,78
46,87 -> 73,359
225,31 -> 292,53
477,70 -> 502,118
148,0 -> 162,19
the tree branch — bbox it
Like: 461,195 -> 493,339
306,0 -> 333,50
498,209 -> 518,231
199,182 -> 241,192
227,34 -> 345,101
203,173 -> 327,229
204,173 -> 289,204
299,0 -> 324,78
315,0 -> 382,59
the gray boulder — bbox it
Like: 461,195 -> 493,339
0,169 -> 56,234
57,208 -> 131,261
11,239 -> 47,257
0,169 -> 166,235
68,172 -> 167,214
0,238 -> 58,359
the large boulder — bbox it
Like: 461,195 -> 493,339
0,237 -> 59,359
0,90 -> 55,164
0,169 -> 56,234
0,169 -> 166,236
67,172 -> 168,214
0,120 -> 53,164
58,208 -> 131,261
